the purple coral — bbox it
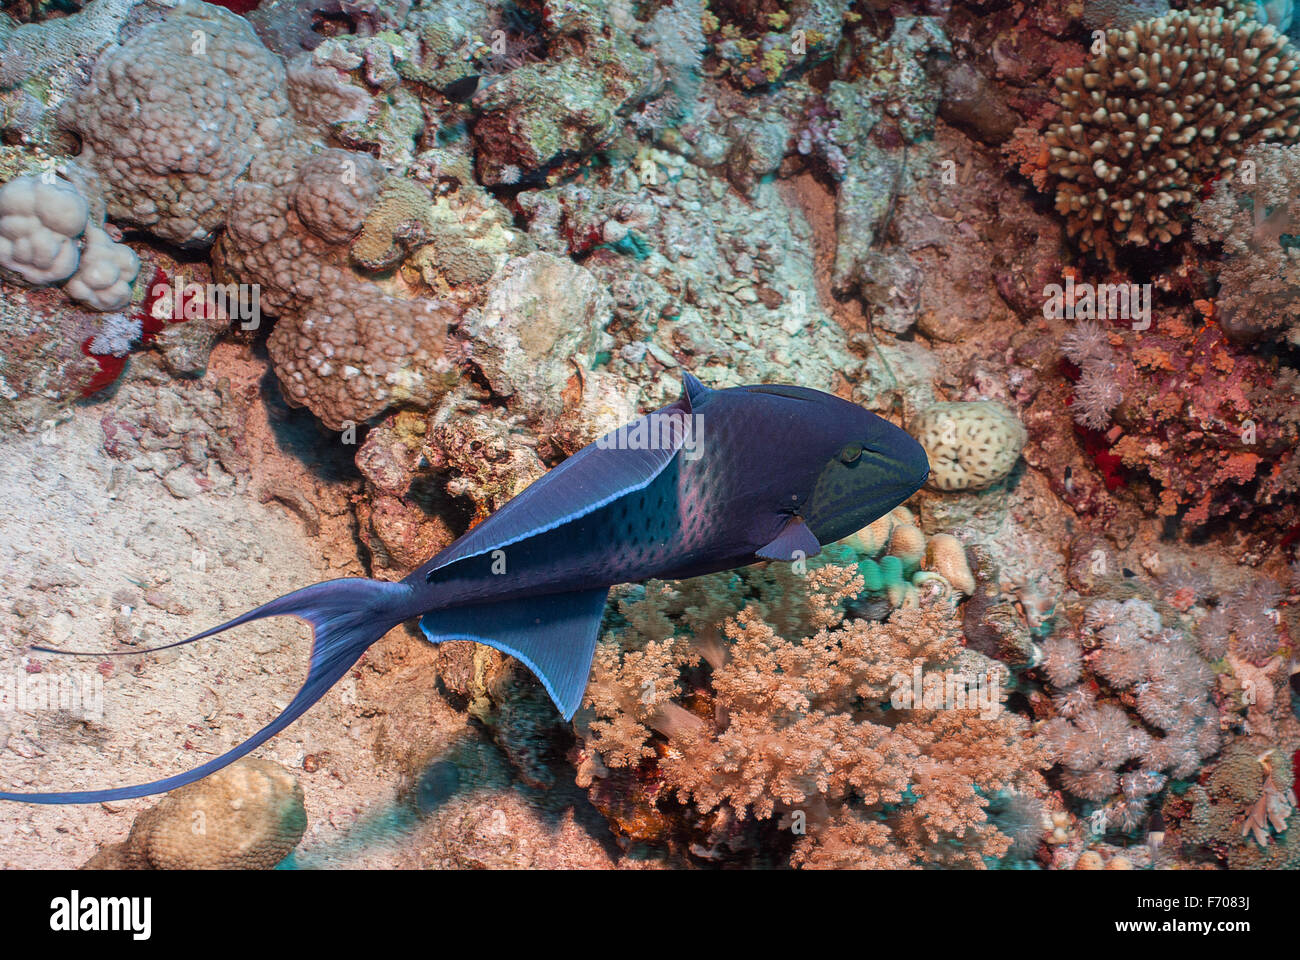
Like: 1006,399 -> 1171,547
1043,598 -> 1220,818
1060,320 -> 1113,366
1061,767 -> 1118,802
1041,635 -> 1082,686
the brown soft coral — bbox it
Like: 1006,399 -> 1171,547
578,561 -> 1047,867
83,759 -> 306,870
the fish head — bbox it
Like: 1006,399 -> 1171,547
740,386 -> 928,547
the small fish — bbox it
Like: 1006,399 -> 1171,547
3,374 -> 927,803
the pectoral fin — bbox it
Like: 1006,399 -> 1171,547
756,517 -> 822,562
419,588 -> 610,720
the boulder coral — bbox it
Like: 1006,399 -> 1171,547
909,401 -> 1028,492
267,280 -> 461,431
83,759 -> 307,870
59,0 -> 297,246
0,174 -> 139,310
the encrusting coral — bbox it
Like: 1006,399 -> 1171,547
1039,5 -> 1300,262
575,548 -> 1046,868
1054,305 -> 1300,529
1181,738 -> 1300,868
83,759 -> 307,870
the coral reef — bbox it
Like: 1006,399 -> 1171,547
1054,306 -> 1300,529
2,0 -> 1300,876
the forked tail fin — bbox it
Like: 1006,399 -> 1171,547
1,577 -> 414,804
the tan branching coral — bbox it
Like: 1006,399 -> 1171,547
1043,6 -> 1300,262
578,560 -> 1047,867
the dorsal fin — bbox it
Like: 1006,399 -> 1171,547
681,370 -> 708,408
423,404 -> 692,581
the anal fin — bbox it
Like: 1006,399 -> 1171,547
419,588 -> 610,721
756,517 -> 822,562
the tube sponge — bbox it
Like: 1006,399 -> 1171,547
0,175 -> 88,285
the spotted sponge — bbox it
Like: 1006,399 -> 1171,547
909,401 -> 1027,491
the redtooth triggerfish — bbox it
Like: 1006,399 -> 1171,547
3,373 -> 928,803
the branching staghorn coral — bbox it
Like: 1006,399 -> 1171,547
577,556 -> 1047,868
1041,6 -> 1300,263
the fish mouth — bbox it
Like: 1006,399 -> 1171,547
874,427 -> 930,497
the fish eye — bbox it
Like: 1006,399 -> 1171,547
840,442 -> 863,464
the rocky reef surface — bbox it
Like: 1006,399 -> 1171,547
1,0 -> 1299,869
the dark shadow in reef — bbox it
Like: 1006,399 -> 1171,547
255,341 -> 362,487
278,729 -> 623,868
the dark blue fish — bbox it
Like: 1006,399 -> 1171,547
3,374 -> 927,803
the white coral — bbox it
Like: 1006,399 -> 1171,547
87,312 -> 142,357
64,224 -> 140,311
0,175 -> 88,284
